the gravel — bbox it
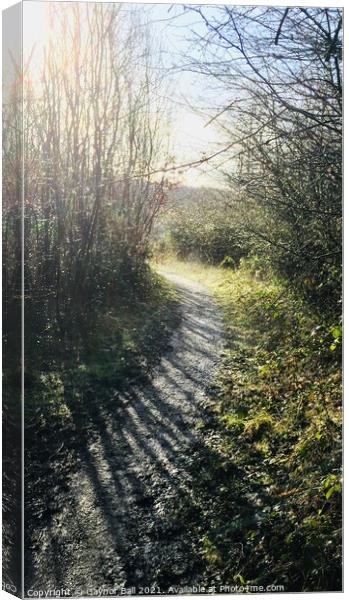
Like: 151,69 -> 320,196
25,272 -> 223,595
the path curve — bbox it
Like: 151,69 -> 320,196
27,272 -> 223,594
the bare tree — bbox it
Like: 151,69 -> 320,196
182,6 -> 342,308
20,2 -> 170,350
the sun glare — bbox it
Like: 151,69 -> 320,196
22,1 -> 224,189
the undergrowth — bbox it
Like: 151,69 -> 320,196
159,257 -> 342,592
24,271 -> 180,579
25,272 -> 179,415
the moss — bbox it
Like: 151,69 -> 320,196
243,413 -> 274,441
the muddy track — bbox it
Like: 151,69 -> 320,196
26,272 -> 223,595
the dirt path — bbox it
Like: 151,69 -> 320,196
26,272 -> 223,595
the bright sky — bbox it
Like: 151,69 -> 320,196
141,3 -> 229,187
22,1 -> 228,188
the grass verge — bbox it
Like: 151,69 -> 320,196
158,256 -> 342,592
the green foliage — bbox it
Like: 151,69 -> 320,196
164,199 -> 251,266
162,190 -> 341,321
165,259 -> 341,592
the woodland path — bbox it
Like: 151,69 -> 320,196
26,272 -> 223,595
